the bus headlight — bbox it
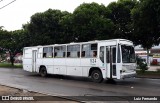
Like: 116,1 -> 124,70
121,66 -> 127,73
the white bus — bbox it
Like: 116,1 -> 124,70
23,39 -> 136,82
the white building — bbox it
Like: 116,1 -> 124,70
135,45 -> 160,65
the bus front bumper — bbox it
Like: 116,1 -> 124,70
120,72 -> 137,79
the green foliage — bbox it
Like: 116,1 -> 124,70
107,0 -> 138,41
0,0 -> 160,66
0,29 -> 26,65
0,50 -> 6,61
0,63 -> 22,68
25,9 -> 71,46
24,3 -> 115,44
137,70 -> 160,75
131,0 -> 160,49
24,0 -> 160,48
72,2 -> 114,42
59,13 -> 74,43
136,56 -> 148,73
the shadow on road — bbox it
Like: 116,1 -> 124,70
26,72 -> 139,86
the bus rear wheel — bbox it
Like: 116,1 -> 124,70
40,67 -> 47,77
91,70 -> 103,83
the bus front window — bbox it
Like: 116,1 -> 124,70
121,45 -> 135,63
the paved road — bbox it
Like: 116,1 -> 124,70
0,68 -> 159,102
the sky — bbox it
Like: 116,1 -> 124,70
0,0 -> 117,31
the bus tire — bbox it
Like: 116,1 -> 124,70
91,70 -> 103,83
40,67 -> 47,77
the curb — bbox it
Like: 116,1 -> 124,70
0,83 -> 81,102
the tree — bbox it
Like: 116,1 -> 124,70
72,2 -> 114,42
25,9 -> 71,46
59,13 -> 75,43
0,28 -> 8,62
0,48 -> 6,62
107,0 -> 138,40
131,0 -> 160,65
0,26 -> 4,30
0,29 -> 26,66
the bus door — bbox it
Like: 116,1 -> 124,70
106,46 -> 117,79
32,50 -> 37,72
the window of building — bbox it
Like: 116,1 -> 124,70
67,45 -> 80,58
82,43 -> 97,58
54,46 -> 66,58
43,47 -> 53,58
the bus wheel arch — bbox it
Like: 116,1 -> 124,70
39,65 -> 47,77
89,67 -> 103,83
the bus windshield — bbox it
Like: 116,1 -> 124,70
121,45 -> 135,63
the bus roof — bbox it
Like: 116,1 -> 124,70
24,39 -> 133,48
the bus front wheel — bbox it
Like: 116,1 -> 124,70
40,67 -> 47,77
91,70 -> 103,83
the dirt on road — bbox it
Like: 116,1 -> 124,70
0,85 -> 78,103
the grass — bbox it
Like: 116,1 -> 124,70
136,70 -> 160,78
0,63 -> 22,68
137,70 -> 160,74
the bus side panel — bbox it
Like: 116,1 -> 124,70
53,58 -> 66,75
36,47 -> 43,73
23,58 -> 32,72
23,48 -> 33,72
81,58 -> 104,77
42,58 -> 54,74
36,58 -> 42,73
97,61 -> 107,79
116,63 -> 122,79
66,58 -> 82,76
81,58 -> 91,77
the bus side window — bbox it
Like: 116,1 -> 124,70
54,52 -> 57,57
38,48 -> 43,58
91,44 -> 97,58
117,45 -> 121,63
81,51 -> 85,57
82,44 -> 90,58
63,52 -> 65,57
67,52 -> 70,57
54,46 -> 66,58
43,53 -> 46,58
112,47 -> 116,63
106,47 -> 109,63
77,52 -> 80,57
93,51 -> 97,57
43,47 -> 53,58
82,43 -> 97,58
100,47 -> 104,63
67,45 -> 80,58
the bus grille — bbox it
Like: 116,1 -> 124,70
123,65 -> 136,72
